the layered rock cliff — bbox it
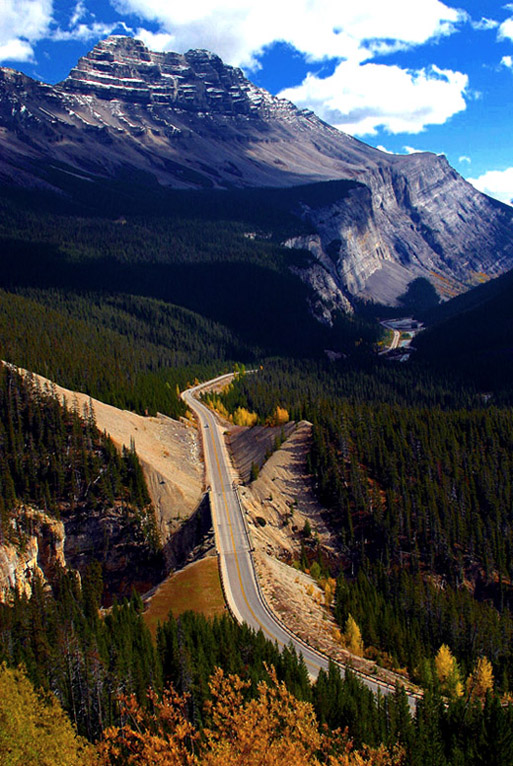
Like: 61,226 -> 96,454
0,508 -> 66,601
1,35 -> 513,307
287,154 -> 513,312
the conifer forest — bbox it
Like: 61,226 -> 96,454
2,183 -> 513,765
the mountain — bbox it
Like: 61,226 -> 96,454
1,35 -> 513,311
415,266 -> 513,398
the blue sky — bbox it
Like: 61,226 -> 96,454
2,0 -> 513,202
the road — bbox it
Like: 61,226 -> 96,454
183,375 -> 419,705
379,317 -> 423,357
379,321 -> 401,353
389,328 -> 400,350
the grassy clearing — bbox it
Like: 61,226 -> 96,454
143,556 -> 227,638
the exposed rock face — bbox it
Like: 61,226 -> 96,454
0,508 -> 66,601
62,38 -> 296,118
1,35 -> 513,307
0,501 -> 163,603
60,502 -> 164,603
287,155 -> 513,311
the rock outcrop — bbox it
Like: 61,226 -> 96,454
1,35 -> 513,307
0,508 -> 66,601
287,154 -> 513,312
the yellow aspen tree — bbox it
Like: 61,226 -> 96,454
0,664 -> 96,766
435,644 -> 463,698
214,401 -> 230,419
343,614 -> 364,657
467,656 -> 494,700
323,577 -> 337,608
274,406 -> 289,425
233,407 -> 258,427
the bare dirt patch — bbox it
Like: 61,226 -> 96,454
226,422 -> 296,482
238,421 -> 338,562
143,556 -> 226,638
254,552 -> 416,692
9,365 -> 204,542
232,421 -> 419,694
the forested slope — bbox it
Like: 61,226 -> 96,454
0,186 -> 378,424
0,366 -> 165,598
217,361 -> 513,695
416,267 -> 513,399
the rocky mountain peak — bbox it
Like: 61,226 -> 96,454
61,34 -> 292,118
1,36 -> 513,312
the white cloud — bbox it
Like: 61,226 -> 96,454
113,0 -> 470,138
403,145 -> 427,154
70,0 -> 87,27
499,16 -> 513,41
467,168 -> 513,205
458,155 -> 471,163
0,38 -> 34,63
376,145 -> 394,154
51,1 -> 133,43
136,29 -> 174,52
501,55 -> 513,69
0,0 -> 52,62
52,20 -> 131,42
278,61 -> 468,136
471,17 -> 498,31
112,0 -> 464,68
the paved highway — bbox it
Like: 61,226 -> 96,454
183,374 -> 419,705
379,321 -> 401,353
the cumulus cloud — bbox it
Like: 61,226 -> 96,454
52,21 -> 127,42
0,0 -> 472,141
51,1 -> 133,43
112,0 -> 468,137
501,55 -> 513,69
471,17 -> 498,31
467,168 -> 513,205
0,0 -> 52,62
112,0 -> 463,68
278,61 -> 468,136
136,29 -> 174,52
70,0 -> 87,27
499,16 -> 513,41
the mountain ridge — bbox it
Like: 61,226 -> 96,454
1,34 -> 513,310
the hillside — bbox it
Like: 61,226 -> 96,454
1,35 -> 513,312
0,365 -> 162,601
415,267 -> 513,398
15,365 -> 204,540
3,30 -> 513,766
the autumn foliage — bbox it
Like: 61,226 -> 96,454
435,644 -> 463,698
232,406 -> 259,427
342,615 -> 364,657
0,664 -> 96,766
270,406 -> 290,426
467,656 -> 494,700
98,667 -> 404,766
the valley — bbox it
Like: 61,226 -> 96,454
2,32 -> 513,766
2,35 -> 513,315
379,317 -> 423,360
184,374 -> 419,700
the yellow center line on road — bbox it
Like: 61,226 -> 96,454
186,385 -> 419,702
206,409 -> 323,671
